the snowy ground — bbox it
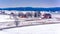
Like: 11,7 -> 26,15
0,24 -> 60,34
0,13 -> 60,29
0,13 -> 60,34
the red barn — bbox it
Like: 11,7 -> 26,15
43,13 -> 52,19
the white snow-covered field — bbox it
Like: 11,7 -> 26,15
0,13 -> 60,34
0,13 -> 60,29
51,13 -> 60,18
0,24 -> 60,34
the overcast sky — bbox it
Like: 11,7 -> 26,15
0,0 -> 60,8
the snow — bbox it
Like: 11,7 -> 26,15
0,15 -> 16,28
0,24 -> 60,34
0,12 -> 60,34
0,13 -> 60,29
51,13 -> 60,18
0,15 -> 15,22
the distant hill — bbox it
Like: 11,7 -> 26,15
0,7 -> 60,11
